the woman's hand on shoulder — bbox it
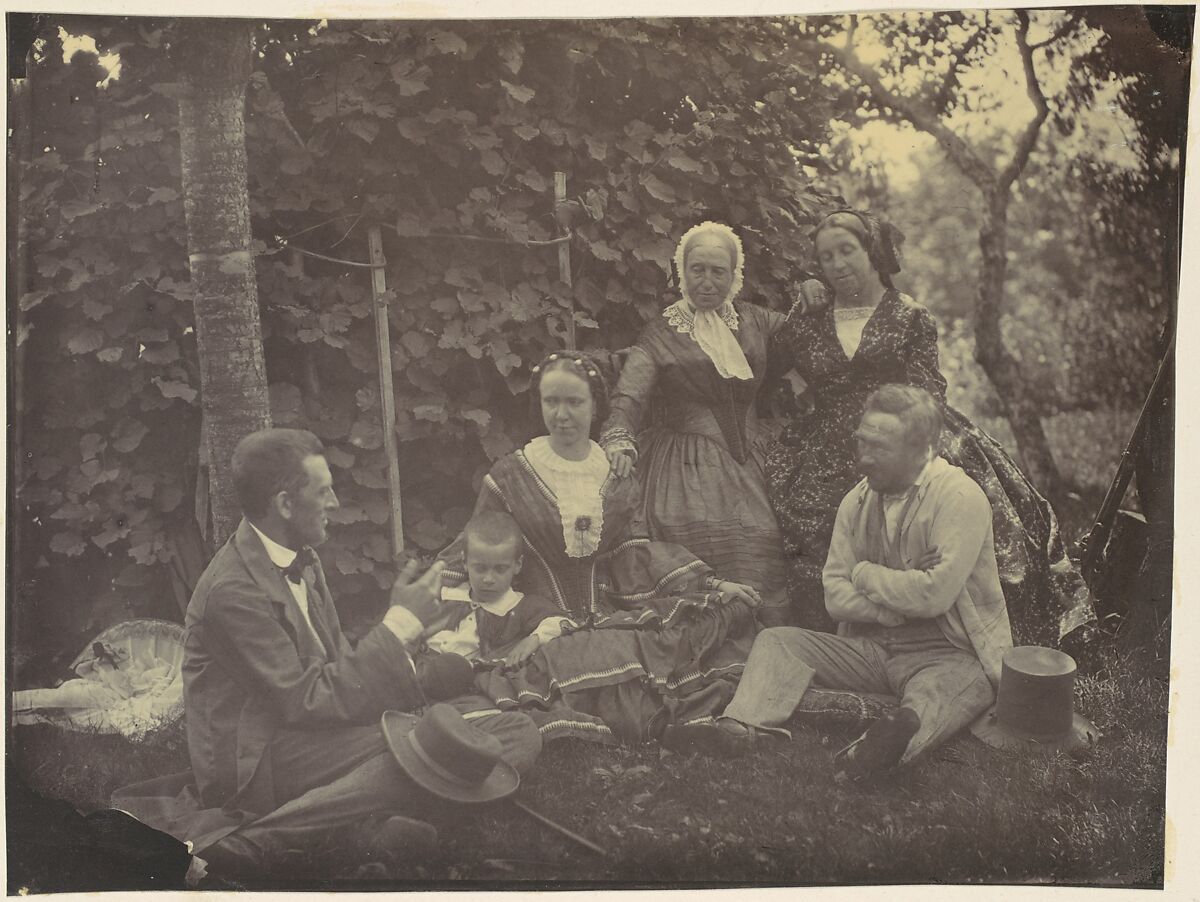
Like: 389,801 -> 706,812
791,279 -> 830,317
607,447 -> 635,479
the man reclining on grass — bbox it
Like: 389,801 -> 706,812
666,385 -> 1013,779
114,428 -> 541,882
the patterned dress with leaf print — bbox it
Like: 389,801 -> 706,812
766,289 -> 1095,646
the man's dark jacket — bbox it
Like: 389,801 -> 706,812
183,519 -> 424,814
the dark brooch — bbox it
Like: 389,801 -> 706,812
574,516 -> 592,532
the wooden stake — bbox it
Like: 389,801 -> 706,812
368,226 -> 405,558
510,798 -> 607,857
554,171 -> 575,350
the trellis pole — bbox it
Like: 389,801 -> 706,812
368,226 -> 405,558
554,171 -> 575,350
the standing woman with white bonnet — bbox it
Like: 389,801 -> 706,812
600,221 -> 800,626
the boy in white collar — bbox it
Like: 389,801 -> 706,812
427,511 -> 570,668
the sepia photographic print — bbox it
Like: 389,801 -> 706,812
5,1 -> 1190,895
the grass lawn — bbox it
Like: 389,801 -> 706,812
9,635 -> 1166,891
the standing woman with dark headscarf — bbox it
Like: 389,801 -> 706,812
768,209 -> 1094,646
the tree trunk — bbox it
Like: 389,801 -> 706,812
9,43 -> 36,611
972,187 -> 1067,500
828,16 -> 1070,505
9,71 -> 33,492
175,19 -> 271,545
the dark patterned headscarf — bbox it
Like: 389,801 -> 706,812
811,209 -> 905,289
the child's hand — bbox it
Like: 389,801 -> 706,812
504,635 -> 542,669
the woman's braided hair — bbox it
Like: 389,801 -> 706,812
530,349 -> 615,429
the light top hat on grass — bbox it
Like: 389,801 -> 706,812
381,704 -> 519,803
970,646 -> 1100,753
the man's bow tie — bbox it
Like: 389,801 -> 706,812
281,546 -> 317,584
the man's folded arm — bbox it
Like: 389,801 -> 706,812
851,485 -> 991,618
823,495 -> 902,624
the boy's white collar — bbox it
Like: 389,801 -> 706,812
442,584 -> 524,616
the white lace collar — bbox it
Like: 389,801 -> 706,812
663,222 -> 754,380
524,436 -> 608,476
833,306 -> 875,322
523,437 -> 608,558
663,299 -> 740,334
661,297 -> 753,381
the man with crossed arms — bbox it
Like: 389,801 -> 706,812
710,384 -> 1014,776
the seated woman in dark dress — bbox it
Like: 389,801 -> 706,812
767,209 -> 1094,646
436,351 -> 763,746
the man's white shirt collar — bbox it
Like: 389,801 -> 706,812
247,522 -> 325,648
249,522 -> 300,568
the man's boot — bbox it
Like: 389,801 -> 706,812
198,833 -> 270,886
834,707 -> 921,781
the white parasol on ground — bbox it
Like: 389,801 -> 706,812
12,619 -> 185,741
